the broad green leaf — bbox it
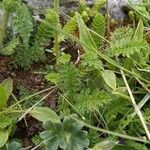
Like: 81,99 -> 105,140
1,78 -> 13,94
0,130 -> 9,148
102,70 -> 116,90
75,12 -> 97,51
0,78 -> 13,110
6,142 -> 22,150
41,115 -> 89,150
92,140 -> 117,150
133,19 -> 143,39
30,107 -> 60,123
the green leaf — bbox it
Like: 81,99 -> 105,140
82,51 -> 103,70
0,115 -> 14,130
102,70 -> 116,90
0,78 -> 13,110
75,12 -> 97,51
30,107 -> 60,123
6,142 -> 22,150
133,19 -> 143,39
92,140 -> 117,150
1,38 -> 20,55
75,89 -> 112,115
59,53 -> 71,64
41,115 -> 89,150
112,87 -> 129,99
1,78 -> 13,94
63,16 -> 77,35
0,130 -> 9,148
45,72 -> 60,84
92,13 -> 105,47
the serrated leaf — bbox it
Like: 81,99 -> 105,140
92,140 -> 117,150
82,51 -> 103,70
45,72 -> 60,84
0,115 -> 13,130
30,107 -> 60,123
0,38 -> 20,55
63,16 -> 77,35
102,70 -> 116,90
0,130 -> 9,148
59,53 -> 71,64
0,78 -> 13,110
75,12 -> 97,51
92,13 -> 105,47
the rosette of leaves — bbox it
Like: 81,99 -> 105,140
40,115 -> 89,150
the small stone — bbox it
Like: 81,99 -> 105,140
24,0 -> 142,20
0,0 -> 142,23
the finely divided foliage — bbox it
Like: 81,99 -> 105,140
0,0 -> 150,149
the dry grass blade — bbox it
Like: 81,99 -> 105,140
121,70 -> 150,140
18,88 -> 56,121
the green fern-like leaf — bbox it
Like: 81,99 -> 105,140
82,50 -> 103,70
110,27 -> 134,42
103,98 -> 130,125
2,0 -> 20,11
63,16 -> 77,35
1,38 -> 20,55
92,13 -> 105,47
88,129 -> 100,147
92,0 -> 106,12
75,89 -> 112,115
109,37 -> 149,58
59,64 -> 82,96
14,45 -> 32,68
34,9 -> 58,47
0,114 -> 14,130
15,9 -> 58,68
26,9 -> 59,65
78,1 -> 87,14
15,45 -> 45,68
13,2 -> 33,48
108,26 -> 150,66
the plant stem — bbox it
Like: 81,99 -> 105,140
0,9 -> 10,49
106,0 -> 110,41
0,86 -> 57,115
54,0 -> 60,67
18,88 -> 56,121
121,70 -> 150,140
71,116 -> 150,144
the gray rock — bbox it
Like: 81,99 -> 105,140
24,0 -> 142,20
0,0 -> 142,22
107,0 -> 142,20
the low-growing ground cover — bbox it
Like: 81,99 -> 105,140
0,0 -> 150,149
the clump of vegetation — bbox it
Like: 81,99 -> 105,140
0,0 -> 150,149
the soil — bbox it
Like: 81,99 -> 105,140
0,38 -> 80,147
0,54 -> 53,147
